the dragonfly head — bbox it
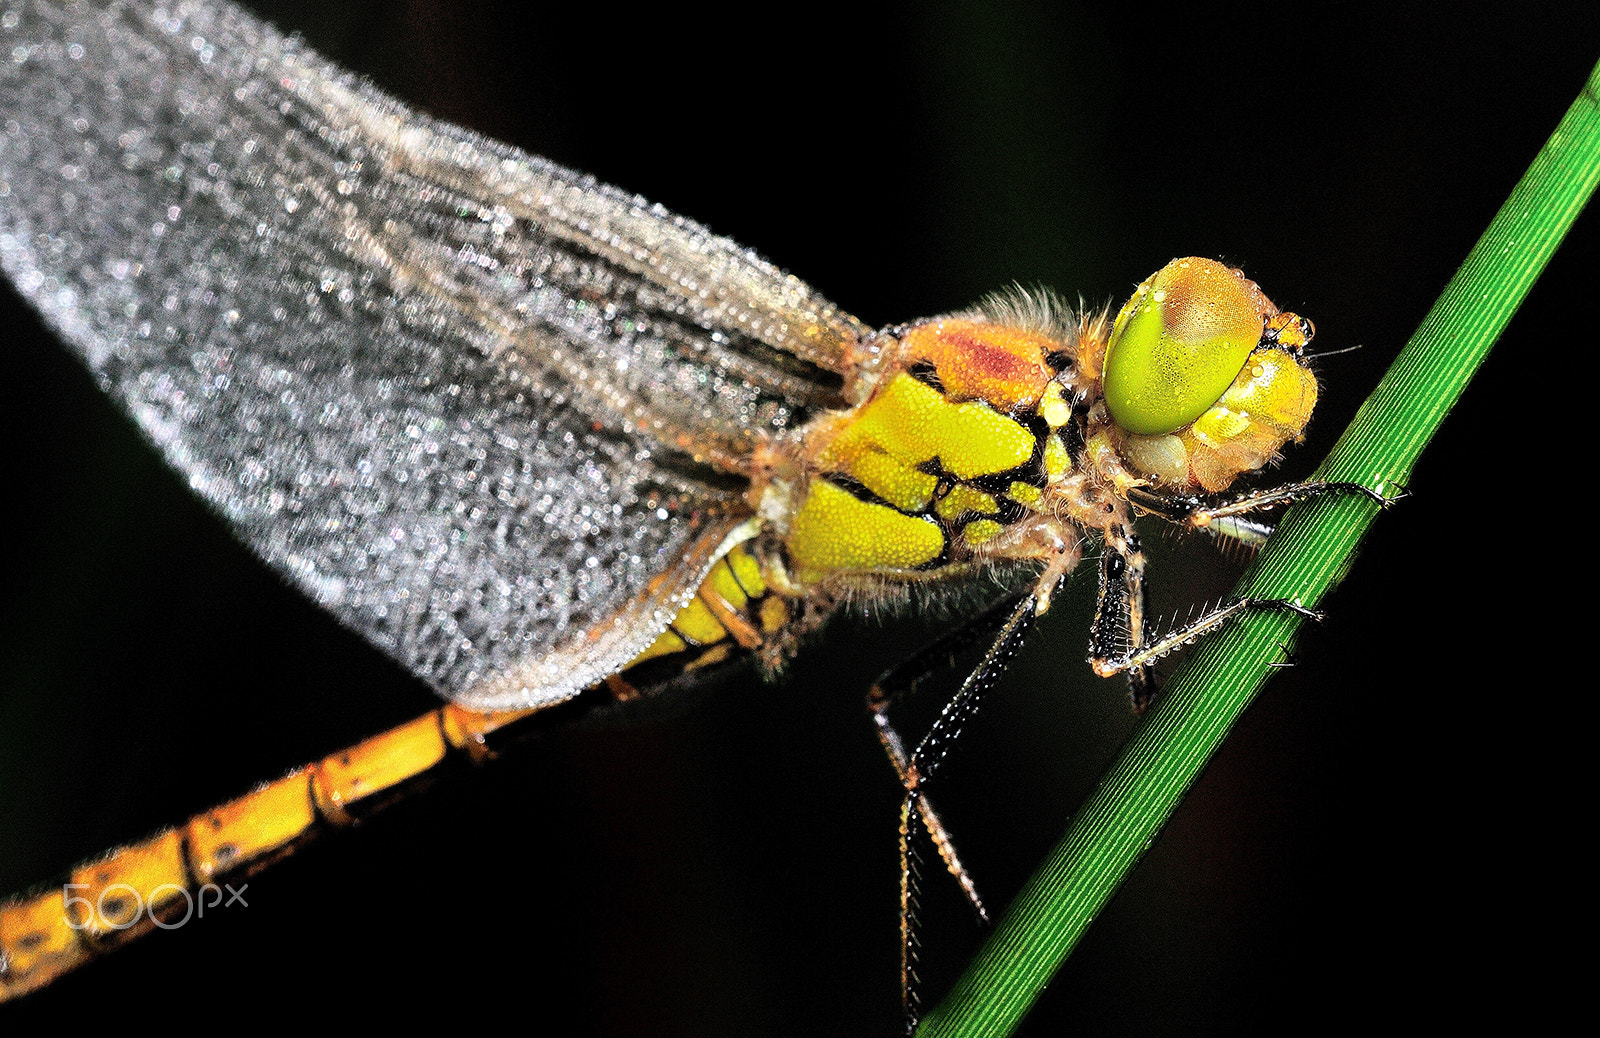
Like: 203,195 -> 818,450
1099,258 -> 1319,493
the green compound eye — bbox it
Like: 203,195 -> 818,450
1102,258 -> 1267,435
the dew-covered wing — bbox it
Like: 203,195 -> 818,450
0,0 -> 868,708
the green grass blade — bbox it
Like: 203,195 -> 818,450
918,59 -> 1600,1038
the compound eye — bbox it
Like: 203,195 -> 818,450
1102,257 -> 1266,435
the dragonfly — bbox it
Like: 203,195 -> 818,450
0,4 -> 1587,1030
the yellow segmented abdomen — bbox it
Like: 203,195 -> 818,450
625,543 -> 788,671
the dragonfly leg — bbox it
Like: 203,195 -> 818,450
867,591 -> 1040,1031
1088,524 -> 1157,711
1087,480 -> 1394,688
1091,596 -> 1321,679
867,592 -> 1027,920
1128,479 -> 1399,548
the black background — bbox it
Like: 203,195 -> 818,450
2,2 -> 1593,1033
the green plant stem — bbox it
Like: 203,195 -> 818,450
918,60 -> 1600,1038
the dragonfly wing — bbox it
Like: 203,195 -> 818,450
0,0 -> 865,708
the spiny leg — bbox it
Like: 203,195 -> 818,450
872,592 -> 1041,1033
1093,596 -> 1321,678
1086,521 -> 1316,694
900,789 -> 929,1035
904,594 -> 1039,783
1127,480 -> 1397,545
1089,524 -> 1156,711
1088,480 -> 1394,683
867,591 -> 1028,922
